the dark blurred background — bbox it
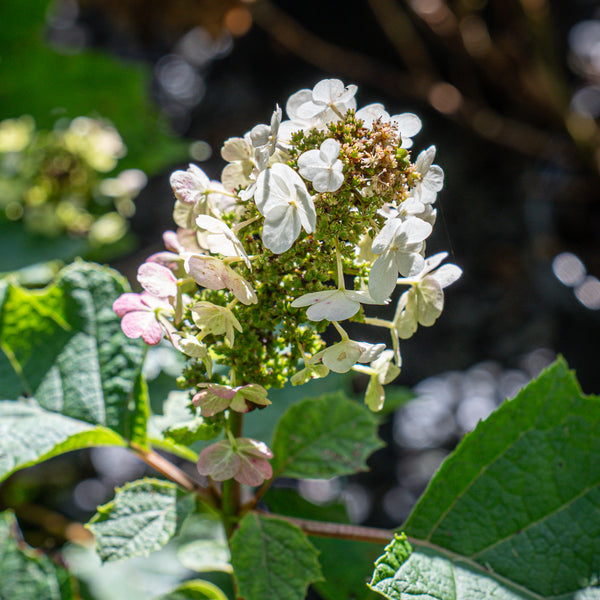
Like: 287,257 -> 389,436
1,0 -> 599,596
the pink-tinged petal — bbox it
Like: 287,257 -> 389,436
290,290 -> 330,308
235,456 -> 273,487
185,255 -> 227,290
237,438 -> 274,459
113,293 -> 145,317
163,230 -> 184,253
121,311 -> 163,345
197,441 -> 240,481
139,291 -> 171,310
137,262 -> 177,298
192,390 -> 231,417
222,269 -> 258,305
146,251 -> 181,270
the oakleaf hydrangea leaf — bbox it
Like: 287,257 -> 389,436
230,513 -> 322,600
270,392 -> 384,479
0,400 -> 126,482
0,262 -> 147,442
378,358 -> 600,598
0,510 -> 78,600
86,478 -> 194,562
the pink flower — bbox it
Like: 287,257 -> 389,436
192,383 -> 270,417
137,262 -> 178,298
196,438 -> 273,486
112,292 -> 171,345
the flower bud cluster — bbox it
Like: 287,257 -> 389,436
113,79 -> 461,485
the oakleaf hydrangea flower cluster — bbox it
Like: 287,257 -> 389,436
113,79 -> 461,486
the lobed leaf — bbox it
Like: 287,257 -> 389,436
270,392 -> 384,479
0,400 -> 126,482
0,262 -> 148,454
0,510 -> 78,600
374,358 -> 600,599
86,477 -> 194,562
230,513 -> 322,600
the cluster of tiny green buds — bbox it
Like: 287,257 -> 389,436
113,78 -> 461,487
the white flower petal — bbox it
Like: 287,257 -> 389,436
312,79 -> 345,104
396,251 -> 425,278
372,219 -> 403,254
369,251 -> 398,302
392,113 -> 422,138
312,167 -> 344,193
431,264 -> 462,288
402,217 -> 433,244
322,341 -> 362,373
416,279 -> 444,326
262,204 -> 301,254
306,291 -> 360,321
319,138 -> 340,163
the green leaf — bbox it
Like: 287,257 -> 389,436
0,510 -> 78,600
86,478 -> 194,562
155,579 -> 229,600
270,392 -> 384,479
230,513 -> 322,600
378,358 -> 600,598
175,511 -> 231,574
0,261 -> 148,441
177,540 -> 232,574
0,400 -> 126,482
150,391 -> 223,448
264,488 -> 382,600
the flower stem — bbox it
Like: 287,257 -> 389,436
130,443 -> 218,509
256,509 -> 394,544
221,411 -> 244,537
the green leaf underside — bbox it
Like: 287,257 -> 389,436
394,358 -> 600,597
156,579 -> 229,600
0,262 -> 147,440
86,478 -> 193,562
0,510 -> 77,600
370,544 -> 600,600
0,400 -> 126,482
230,513 -> 322,600
270,392 -> 384,479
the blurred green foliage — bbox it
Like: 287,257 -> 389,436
0,0 -> 187,175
